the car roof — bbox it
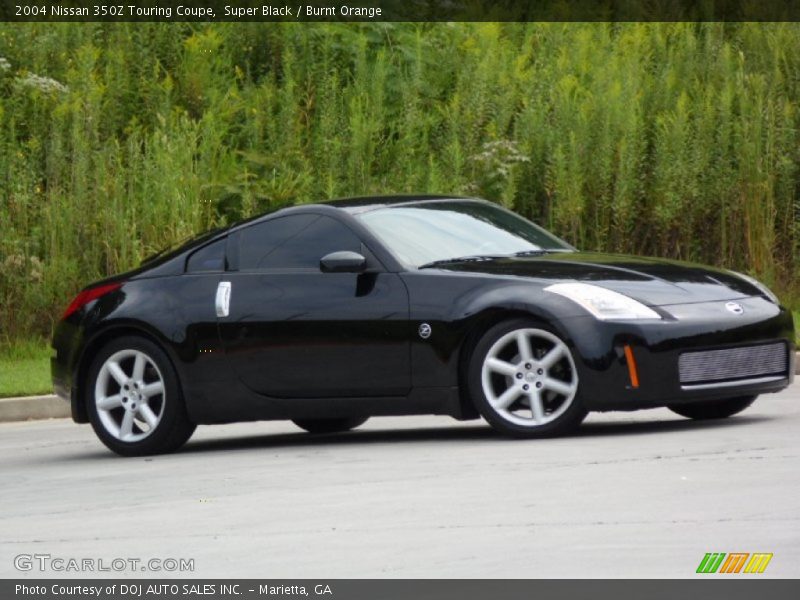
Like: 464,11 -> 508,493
324,194 -> 469,211
223,195 -> 484,236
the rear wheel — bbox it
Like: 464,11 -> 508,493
292,417 -> 368,434
668,395 -> 757,420
467,319 -> 586,438
86,336 -> 195,456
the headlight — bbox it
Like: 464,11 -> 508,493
544,282 -> 662,321
728,270 -> 780,304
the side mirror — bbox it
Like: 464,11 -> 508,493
320,251 -> 367,273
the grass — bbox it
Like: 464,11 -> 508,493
794,311 -> 800,346
0,339 -> 52,398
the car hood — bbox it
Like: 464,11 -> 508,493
432,252 -> 762,306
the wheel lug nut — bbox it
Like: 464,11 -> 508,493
536,382 -> 543,388
515,373 -> 523,379
525,363 -> 531,369
523,384 -> 529,391
537,369 -> 544,375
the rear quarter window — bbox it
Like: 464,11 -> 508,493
186,238 -> 226,273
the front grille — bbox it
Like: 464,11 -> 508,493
679,342 -> 788,384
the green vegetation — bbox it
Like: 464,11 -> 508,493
1,22 -> 799,349
794,311 -> 800,344
0,339 -> 51,397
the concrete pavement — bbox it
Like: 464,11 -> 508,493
1,385 -> 798,578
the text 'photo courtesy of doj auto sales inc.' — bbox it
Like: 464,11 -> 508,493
14,584 -> 335,598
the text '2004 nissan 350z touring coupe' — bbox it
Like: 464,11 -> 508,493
52,196 -> 795,455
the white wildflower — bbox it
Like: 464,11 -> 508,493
19,73 -> 68,94
470,140 -> 531,168
0,57 -> 10,72
466,139 -> 531,198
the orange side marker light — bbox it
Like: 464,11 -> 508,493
623,344 -> 640,389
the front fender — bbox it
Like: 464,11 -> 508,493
401,272 -> 584,389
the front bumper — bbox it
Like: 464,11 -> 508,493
562,296 -> 795,410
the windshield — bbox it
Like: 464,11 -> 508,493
356,200 -> 573,268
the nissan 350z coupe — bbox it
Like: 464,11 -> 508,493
52,196 -> 795,455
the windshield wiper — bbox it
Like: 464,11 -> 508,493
418,249 -> 574,269
418,255 -> 506,269
513,249 -> 572,257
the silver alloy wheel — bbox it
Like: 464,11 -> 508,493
480,327 -> 578,427
94,349 -> 165,442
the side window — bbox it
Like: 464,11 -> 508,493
239,214 -> 362,271
186,238 -> 226,273
238,214 -> 318,270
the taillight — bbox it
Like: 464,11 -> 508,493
61,282 -> 123,320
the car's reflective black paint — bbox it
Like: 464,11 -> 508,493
52,196 -> 794,432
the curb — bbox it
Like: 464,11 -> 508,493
0,394 -> 69,423
2,352 -> 800,423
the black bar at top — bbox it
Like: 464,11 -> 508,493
2,0 -> 800,23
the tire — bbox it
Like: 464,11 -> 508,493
86,335 -> 196,456
668,395 -> 757,420
292,417 -> 368,434
467,318 -> 587,438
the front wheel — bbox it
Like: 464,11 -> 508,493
292,416 -> 368,434
668,395 -> 757,420
467,319 -> 586,438
86,336 -> 195,456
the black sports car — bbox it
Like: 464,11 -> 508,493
52,196 -> 795,455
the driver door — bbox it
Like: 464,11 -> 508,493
217,213 -> 411,398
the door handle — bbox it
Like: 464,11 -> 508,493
215,281 -> 231,318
